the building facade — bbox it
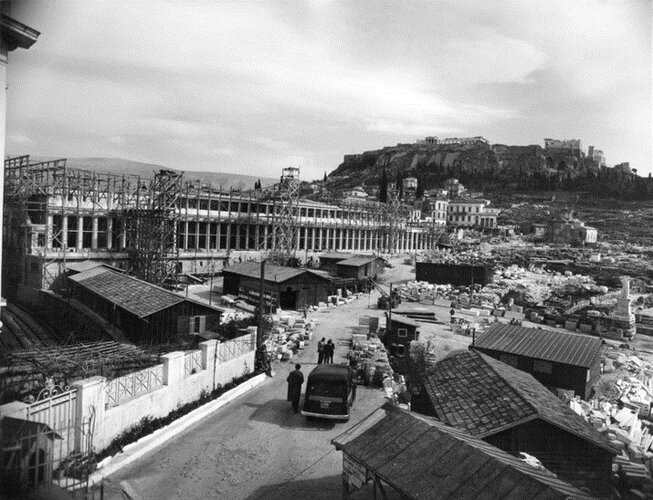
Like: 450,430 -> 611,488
4,157 -> 440,294
447,198 -> 497,228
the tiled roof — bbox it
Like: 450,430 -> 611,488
336,255 -> 384,267
69,268 -> 185,318
332,403 -> 595,500
474,322 -> 602,368
421,351 -> 615,453
223,261 -> 331,283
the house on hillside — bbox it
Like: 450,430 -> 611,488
332,403 -> 595,500
222,261 -> 333,310
472,322 -> 602,399
67,265 -> 222,344
412,350 -> 616,495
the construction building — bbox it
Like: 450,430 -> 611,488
3,156 -> 441,300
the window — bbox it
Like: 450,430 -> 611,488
194,316 -> 201,333
397,328 -> 407,338
533,360 -> 552,374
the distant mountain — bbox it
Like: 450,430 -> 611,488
27,156 -> 277,190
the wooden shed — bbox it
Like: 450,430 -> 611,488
415,262 -> 494,286
222,261 -> 334,310
67,266 -> 222,344
383,313 -> 420,355
319,253 -> 353,274
413,350 -> 616,496
335,255 -> 385,280
332,402 -> 595,499
472,322 -> 602,399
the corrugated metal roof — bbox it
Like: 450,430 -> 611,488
336,255 -> 383,267
332,403 -> 595,500
387,313 -> 419,328
473,322 -> 602,368
319,253 -> 353,261
69,268 -> 185,318
223,261 -> 332,283
421,351 -> 616,453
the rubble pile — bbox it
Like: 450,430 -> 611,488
265,315 -> 316,363
569,351 -> 653,491
347,331 -> 393,388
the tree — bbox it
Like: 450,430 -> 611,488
323,171 -> 327,183
379,169 -> 388,202
415,179 -> 424,200
396,171 -> 404,200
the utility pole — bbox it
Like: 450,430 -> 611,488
388,282 -> 393,335
257,259 -> 266,348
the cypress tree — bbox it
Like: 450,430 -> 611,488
379,169 -> 388,202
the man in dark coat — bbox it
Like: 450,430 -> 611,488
317,337 -> 326,364
324,339 -> 335,364
286,364 -> 304,413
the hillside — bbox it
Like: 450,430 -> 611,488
28,157 -> 277,190
327,142 -> 650,200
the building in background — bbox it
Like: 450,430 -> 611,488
544,138 -> 582,153
447,198 -> 497,228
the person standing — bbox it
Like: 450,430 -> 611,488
324,339 -> 335,364
287,364 -> 304,413
317,337 -> 326,364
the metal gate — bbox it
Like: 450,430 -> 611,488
1,384 -> 102,498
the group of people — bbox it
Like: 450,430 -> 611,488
316,337 -> 335,364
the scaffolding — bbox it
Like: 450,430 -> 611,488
124,170 -> 182,286
266,167 -> 300,265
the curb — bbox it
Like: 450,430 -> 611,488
89,372 -> 269,484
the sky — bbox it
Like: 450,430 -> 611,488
6,0 -> 652,181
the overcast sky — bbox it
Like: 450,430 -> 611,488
6,0 -> 652,180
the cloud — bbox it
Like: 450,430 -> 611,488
8,134 -> 33,145
6,0 -> 651,177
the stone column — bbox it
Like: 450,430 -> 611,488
46,214 -> 54,249
162,351 -> 185,387
205,222 -> 211,251
73,376 -> 106,452
107,218 -> 113,249
91,217 -> 99,250
76,216 -> 84,250
183,220 -> 189,250
199,340 -> 218,371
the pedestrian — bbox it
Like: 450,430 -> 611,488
303,305 -> 308,319
317,337 -> 326,364
324,339 -> 335,364
286,364 -> 304,413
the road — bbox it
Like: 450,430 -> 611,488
104,290 -> 389,500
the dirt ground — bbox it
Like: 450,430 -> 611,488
103,261 -> 416,500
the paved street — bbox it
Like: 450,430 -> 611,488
104,292 -> 388,500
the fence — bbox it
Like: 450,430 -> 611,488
217,332 -> 256,363
104,364 -> 164,408
0,333 -> 257,485
183,350 -> 202,377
